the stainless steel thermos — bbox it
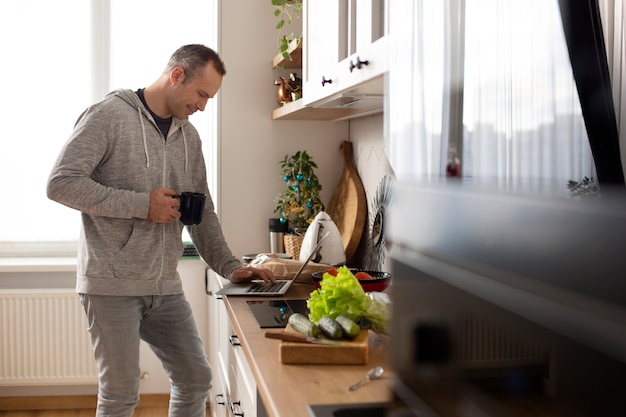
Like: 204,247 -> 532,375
269,218 -> 288,253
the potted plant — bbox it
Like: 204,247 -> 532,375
271,0 -> 303,62
274,150 -> 323,257
567,176 -> 601,200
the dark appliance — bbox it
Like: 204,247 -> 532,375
246,299 -> 309,328
386,183 -> 626,417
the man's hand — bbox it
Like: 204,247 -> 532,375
230,267 -> 276,284
147,187 -> 181,223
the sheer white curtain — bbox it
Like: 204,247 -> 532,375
599,0 -> 626,179
0,0 -> 217,252
387,0 -> 446,184
387,0 -> 596,197
463,0 -> 595,195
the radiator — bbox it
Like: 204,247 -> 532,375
457,314 -> 549,369
0,289 -> 98,386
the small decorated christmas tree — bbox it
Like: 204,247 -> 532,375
274,150 -> 323,233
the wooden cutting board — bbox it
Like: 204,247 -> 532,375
326,141 -> 367,263
279,324 -> 369,365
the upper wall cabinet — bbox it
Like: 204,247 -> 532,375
304,0 -> 387,105
272,0 -> 388,121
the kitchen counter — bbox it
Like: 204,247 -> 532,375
219,278 -> 392,417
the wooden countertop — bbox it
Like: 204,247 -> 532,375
221,279 -> 392,417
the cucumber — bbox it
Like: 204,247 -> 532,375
335,315 -> 360,339
318,316 -> 344,340
288,313 -> 320,337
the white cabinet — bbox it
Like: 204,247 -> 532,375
273,0 -> 388,121
207,268 -> 227,416
207,270 -> 264,417
302,0 -> 343,104
303,0 -> 388,107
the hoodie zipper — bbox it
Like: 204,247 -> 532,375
154,132 -> 170,295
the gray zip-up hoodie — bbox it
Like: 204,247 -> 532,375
47,89 -> 241,296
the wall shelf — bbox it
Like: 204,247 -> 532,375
271,98 -> 381,121
272,45 -> 302,70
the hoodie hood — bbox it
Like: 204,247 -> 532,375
107,89 -> 190,171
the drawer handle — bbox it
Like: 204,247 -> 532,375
204,272 -> 211,295
215,393 -> 226,406
230,400 -> 244,417
349,57 -> 370,72
321,76 -> 333,86
229,335 -> 241,346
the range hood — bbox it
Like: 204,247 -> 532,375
313,93 -> 384,110
271,74 -> 386,121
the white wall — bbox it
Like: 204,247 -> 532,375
350,113 -> 393,202
349,113 -> 394,269
218,1 -> 349,260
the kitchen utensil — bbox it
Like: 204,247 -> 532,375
326,141 -> 367,263
265,330 -> 348,346
312,269 -> 391,292
299,211 -> 345,265
348,366 -> 384,391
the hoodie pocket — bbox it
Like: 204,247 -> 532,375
113,221 -> 162,280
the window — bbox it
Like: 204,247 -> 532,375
462,0 -> 595,194
0,0 -> 217,253
387,0 -> 597,196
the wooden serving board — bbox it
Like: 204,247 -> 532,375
326,141 -> 367,263
279,324 -> 368,365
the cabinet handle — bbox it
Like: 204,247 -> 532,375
230,400 -> 244,417
349,57 -> 370,72
321,76 -> 333,86
229,335 -> 241,346
215,393 -> 226,406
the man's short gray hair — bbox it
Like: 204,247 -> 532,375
164,44 -> 226,83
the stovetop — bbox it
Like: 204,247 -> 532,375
246,299 -> 309,328
307,402 -> 389,417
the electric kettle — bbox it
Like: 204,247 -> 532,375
299,211 -> 346,265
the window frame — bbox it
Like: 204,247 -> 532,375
0,0 -> 219,257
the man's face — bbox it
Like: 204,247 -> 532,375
167,62 -> 223,119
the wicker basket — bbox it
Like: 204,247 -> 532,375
284,234 -> 304,260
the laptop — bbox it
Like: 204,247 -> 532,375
215,231 -> 329,297
215,278 -> 296,297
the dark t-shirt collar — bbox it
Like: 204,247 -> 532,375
136,88 -> 172,140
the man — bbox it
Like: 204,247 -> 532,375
47,44 -> 274,417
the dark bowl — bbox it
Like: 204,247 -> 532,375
311,269 -> 391,292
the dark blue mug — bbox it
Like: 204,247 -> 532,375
176,192 -> 206,225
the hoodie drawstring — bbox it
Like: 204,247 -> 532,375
137,104 -> 188,171
138,106 -> 150,168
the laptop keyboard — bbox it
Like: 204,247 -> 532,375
248,281 -> 288,293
